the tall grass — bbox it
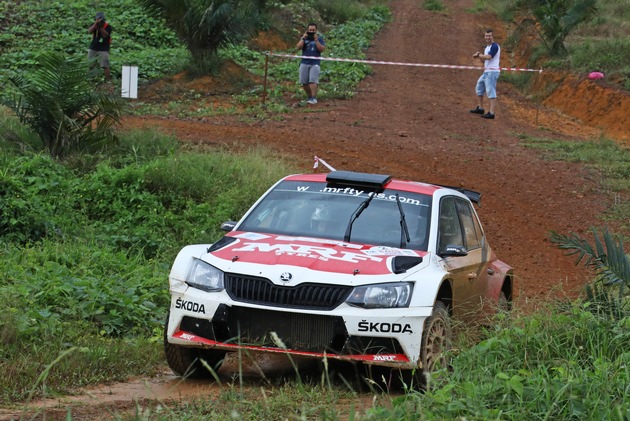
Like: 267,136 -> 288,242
0,127 -> 299,405
366,300 -> 630,420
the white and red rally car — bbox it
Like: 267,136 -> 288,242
164,171 -> 513,383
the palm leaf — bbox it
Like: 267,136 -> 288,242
2,52 -> 126,158
550,227 -> 629,292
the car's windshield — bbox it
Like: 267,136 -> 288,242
238,180 -> 432,250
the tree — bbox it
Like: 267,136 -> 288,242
2,53 -> 126,159
515,0 -> 597,55
137,0 -> 262,71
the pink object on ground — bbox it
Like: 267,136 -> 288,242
588,71 -> 605,80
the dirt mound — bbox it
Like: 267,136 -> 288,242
538,73 -> 630,144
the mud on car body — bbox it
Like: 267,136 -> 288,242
164,171 -> 513,383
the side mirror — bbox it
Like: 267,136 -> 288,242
439,245 -> 468,257
220,220 -> 237,232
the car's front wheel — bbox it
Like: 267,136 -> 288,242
418,301 -> 452,387
164,312 -> 226,378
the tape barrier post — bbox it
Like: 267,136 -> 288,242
262,54 -> 269,104
313,156 -> 336,173
121,65 -> 138,99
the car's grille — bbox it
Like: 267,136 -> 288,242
213,305 -> 348,353
224,274 -> 352,310
181,311 -> 404,357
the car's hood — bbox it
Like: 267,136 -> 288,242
206,231 -> 426,276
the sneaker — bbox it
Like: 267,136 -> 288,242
469,106 -> 484,114
307,97 -> 318,104
481,112 -> 495,119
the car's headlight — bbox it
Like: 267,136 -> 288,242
346,282 -> 413,308
186,258 -> 224,292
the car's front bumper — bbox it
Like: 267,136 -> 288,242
166,286 -> 433,369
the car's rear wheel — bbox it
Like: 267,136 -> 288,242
498,290 -> 511,312
418,301 -> 452,387
164,312 -> 226,378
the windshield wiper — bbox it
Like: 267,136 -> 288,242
344,193 -> 376,242
396,193 -> 411,248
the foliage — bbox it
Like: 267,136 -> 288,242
366,301 -> 630,420
480,0 -> 628,91
551,227 -> 629,317
0,0 -> 185,86
137,0 -> 262,72
222,5 -> 391,104
0,153 -> 75,243
2,53 -> 126,159
513,0 -> 598,56
423,0 -> 446,12
0,135 -> 297,405
310,0 -> 380,24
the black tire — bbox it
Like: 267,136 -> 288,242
498,290 -> 512,312
417,301 -> 452,388
164,312 -> 226,378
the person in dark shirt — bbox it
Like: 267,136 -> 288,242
296,22 -> 325,104
87,11 -> 112,82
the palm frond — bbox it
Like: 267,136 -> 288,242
550,227 -> 629,291
138,0 -> 261,69
2,52 -> 125,159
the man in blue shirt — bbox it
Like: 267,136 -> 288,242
470,29 -> 501,119
296,23 -> 325,104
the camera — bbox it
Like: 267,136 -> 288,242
306,32 -> 316,41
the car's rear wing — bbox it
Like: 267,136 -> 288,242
437,184 -> 482,205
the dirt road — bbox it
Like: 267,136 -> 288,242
4,0 -> 626,419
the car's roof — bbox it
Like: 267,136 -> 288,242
284,173 -> 443,196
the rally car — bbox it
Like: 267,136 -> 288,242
164,171 -> 513,383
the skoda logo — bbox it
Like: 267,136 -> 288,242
280,272 -> 293,283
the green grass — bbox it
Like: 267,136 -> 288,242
0,125 -> 299,406
132,382 -> 369,420
367,300 -> 630,420
423,0 -> 446,12
517,135 -> 630,190
516,134 -> 630,232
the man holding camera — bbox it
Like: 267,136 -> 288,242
470,29 -> 500,119
88,11 -> 112,82
296,23 -> 325,104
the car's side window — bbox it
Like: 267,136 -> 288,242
438,197 -> 464,251
455,199 -> 482,250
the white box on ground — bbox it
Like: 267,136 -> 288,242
121,65 -> 138,99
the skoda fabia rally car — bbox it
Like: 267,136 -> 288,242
165,171 -> 513,382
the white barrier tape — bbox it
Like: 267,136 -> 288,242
313,156 -> 336,172
266,52 -> 542,73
